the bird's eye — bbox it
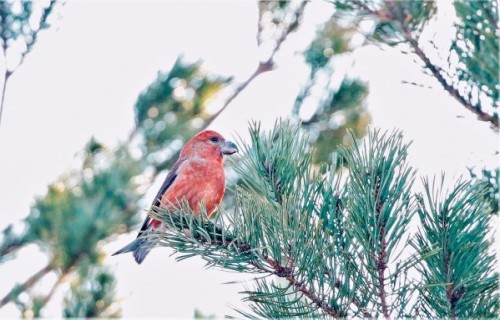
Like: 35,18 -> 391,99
209,137 -> 219,143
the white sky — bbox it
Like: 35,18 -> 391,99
0,1 -> 497,318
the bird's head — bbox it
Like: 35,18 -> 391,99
180,130 -> 239,160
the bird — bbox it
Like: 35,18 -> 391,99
112,130 -> 238,264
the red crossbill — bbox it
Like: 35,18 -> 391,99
112,130 -> 238,263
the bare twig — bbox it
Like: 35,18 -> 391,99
36,269 -> 69,310
0,0 -> 57,126
0,263 -> 53,308
0,72 -> 11,127
201,60 -> 274,131
201,0 -> 308,131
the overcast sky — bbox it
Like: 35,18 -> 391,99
0,1 -> 497,318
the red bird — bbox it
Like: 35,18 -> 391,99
113,130 -> 238,264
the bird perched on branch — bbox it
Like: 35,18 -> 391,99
112,130 -> 238,264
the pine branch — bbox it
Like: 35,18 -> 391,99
152,123 -> 393,318
403,34 -> 498,128
415,177 -> 499,318
375,190 -> 390,319
153,210 -> 340,318
345,0 -> 498,129
150,123 -> 498,317
342,129 -> 416,317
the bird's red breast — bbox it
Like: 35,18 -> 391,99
159,157 -> 226,217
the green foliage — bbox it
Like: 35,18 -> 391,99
0,0 -> 58,124
331,0 -> 498,126
152,122 -> 498,318
373,1 -> 436,45
305,20 -> 355,73
341,130 -> 416,317
0,139 -> 144,314
0,0 -> 57,72
452,0 -> 499,110
469,167 -> 499,215
194,308 -> 216,319
332,0 -> 437,44
415,177 -> 499,318
64,264 -> 120,317
26,141 -> 142,269
134,57 -> 231,170
295,19 -> 370,163
0,224 -> 29,263
0,54 -> 234,315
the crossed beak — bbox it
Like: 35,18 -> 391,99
221,140 -> 239,155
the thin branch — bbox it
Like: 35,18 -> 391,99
0,72 -> 11,127
269,0 -> 308,61
201,0 -> 308,131
36,269 -> 69,310
265,256 -> 339,318
348,0 -> 498,128
374,181 -> 390,319
0,0 -> 11,127
325,268 -> 372,318
404,34 -> 498,128
183,224 -> 340,318
14,0 -> 57,74
0,263 -> 53,309
201,61 -> 274,131
376,222 -> 390,319
0,0 -> 57,127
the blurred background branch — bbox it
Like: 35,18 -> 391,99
333,0 -> 498,128
0,0 -> 58,126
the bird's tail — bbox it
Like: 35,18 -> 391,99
112,236 -> 153,264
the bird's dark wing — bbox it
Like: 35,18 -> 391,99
137,159 -> 184,236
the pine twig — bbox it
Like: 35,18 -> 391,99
190,228 -> 340,318
374,182 -> 390,319
263,256 -> 339,318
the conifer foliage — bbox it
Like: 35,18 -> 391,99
150,121 -> 498,318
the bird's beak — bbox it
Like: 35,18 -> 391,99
221,140 -> 238,155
